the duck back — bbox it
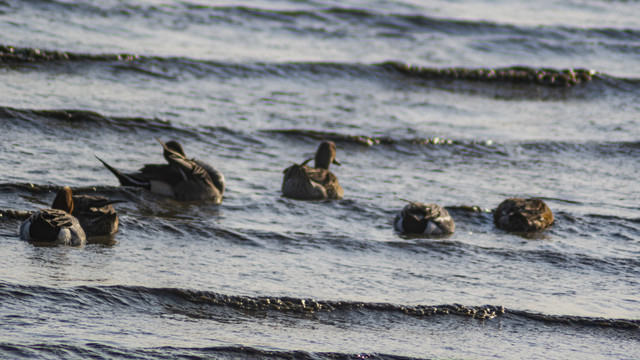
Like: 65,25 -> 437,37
394,203 -> 455,235
71,195 -> 119,236
494,198 -> 553,232
282,164 -> 343,200
20,209 -> 86,246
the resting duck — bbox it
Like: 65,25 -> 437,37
97,139 -> 224,203
20,187 -> 86,246
493,197 -> 554,232
394,201 -> 455,235
282,141 -> 344,200
71,195 -> 120,236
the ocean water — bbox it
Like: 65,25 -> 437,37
0,0 -> 639,359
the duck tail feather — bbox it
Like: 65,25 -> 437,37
95,155 -> 150,188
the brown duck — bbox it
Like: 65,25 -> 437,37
71,195 -> 121,237
282,141 -> 344,200
493,198 -> 554,232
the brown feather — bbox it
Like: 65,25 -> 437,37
494,198 -> 554,232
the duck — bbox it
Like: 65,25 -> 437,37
71,194 -> 121,236
20,186 -> 86,246
282,141 -> 344,200
394,201 -> 455,235
96,139 -> 224,203
493,197 -> 553,232
163,140 -> 226,195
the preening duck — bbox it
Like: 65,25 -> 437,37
96,139 -> 224,203
163,140 -> 226,195
394,201 -> 455,236
20,186 -> 86,246
71,195 -> 121,236
282,141 -> 344,200
493,197 -> 554,232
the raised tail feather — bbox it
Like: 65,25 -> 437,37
95,155 -> 150,188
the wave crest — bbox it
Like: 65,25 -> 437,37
383,61 -> 597,87
1,45 -> 621,89
2,282 -> 637,330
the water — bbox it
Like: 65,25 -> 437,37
0,0 -> 639,359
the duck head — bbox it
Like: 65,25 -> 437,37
158,139 -> 186,161
165,140 -> 185,157
314,141 -> 341,169
51,186 -> 74,214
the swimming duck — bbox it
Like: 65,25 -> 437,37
282,141 -> 344,200
97,139 -> 224,203
20,186 -> 86,246
493,197 -> 553,232
71,195 -> 120,236
163,140 -> 226,195
394,201 -> 455,235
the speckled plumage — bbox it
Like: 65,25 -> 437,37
394,202 -> 455,235
71,195 -> 120,236
282,141 -> 344,200
493,198 -> 553,232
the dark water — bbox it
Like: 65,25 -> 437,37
0,0 -> 639,359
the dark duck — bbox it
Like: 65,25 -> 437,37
20,186 -> 86,246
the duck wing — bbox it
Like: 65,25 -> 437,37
194,159 -> 225,194
139,164 -> 185,186
305,167 -> 335,186
304,167 -> 343,200
164,152 -> 215,187
153,138 -> 214,186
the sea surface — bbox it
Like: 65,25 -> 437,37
0,0 -> 639,359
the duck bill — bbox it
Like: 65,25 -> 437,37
332,158 -> 342,166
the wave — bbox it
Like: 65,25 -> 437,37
8,1 -> 640,42
222,6 -> 640,41
4,104 -> 639,168
0,183 -> 142,198
3,103 -> 637,154
0,282 -> 637,331
0,45 -> 139,63
263,128 -> 640,157
0,343 -> 425,360
0,209 -> 32,221
262,128 -> 483,146
3,104 -> 639,161
0,106 -> 198,136
383,62 -> 597,87
3,45 -> 635,90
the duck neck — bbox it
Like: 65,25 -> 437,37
314,155 -> 331,169
52,187 -> 74,214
